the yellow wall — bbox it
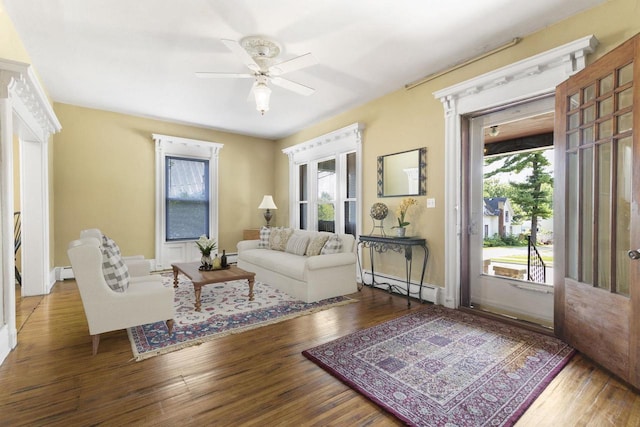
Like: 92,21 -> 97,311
276,0 -> 640,288
0,1 -> 32,62
53,104 -> 275,265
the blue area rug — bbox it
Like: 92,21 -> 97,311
303,306 -> 574,426
128,274 -> 355,360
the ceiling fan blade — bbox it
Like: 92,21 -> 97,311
221,39 -> 260,72
271,77 -> 315,96
269,53 -> 317,76
195,72 -> 253,79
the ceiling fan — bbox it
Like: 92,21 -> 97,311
196,36 -> 318,115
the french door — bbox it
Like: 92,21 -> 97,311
555,34 -> 640,388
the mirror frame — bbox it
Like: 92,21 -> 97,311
377,147 -> 427,197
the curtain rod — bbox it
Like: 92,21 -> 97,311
404,37 -> 521,90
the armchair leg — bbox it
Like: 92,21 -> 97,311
91,334 -> 100,355
166,319 -> 174,335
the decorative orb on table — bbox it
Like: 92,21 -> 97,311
369,202 -> 388,236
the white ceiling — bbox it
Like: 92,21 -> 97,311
4,0 -> 604,140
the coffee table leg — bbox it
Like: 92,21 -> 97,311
194,284 -> 202,312
172,266 -> 179,288
247,277 -> 255,301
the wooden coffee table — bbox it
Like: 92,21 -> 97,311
171,262 -> 255,312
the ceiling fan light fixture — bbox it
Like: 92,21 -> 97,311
253,82 -> 271,115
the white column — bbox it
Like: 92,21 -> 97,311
20,138 -> 52,295
0,97 -> 17,359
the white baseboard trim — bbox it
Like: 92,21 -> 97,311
361,270 -> 441,305
55,265 -> 75,280
0,323 -> 17,367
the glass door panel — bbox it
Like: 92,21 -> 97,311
298,164 -> 308,229
616,136 -> 632,296
597,142 -> 612,290
317,159 -> 336,232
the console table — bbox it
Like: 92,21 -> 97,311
358,235 -> 429,307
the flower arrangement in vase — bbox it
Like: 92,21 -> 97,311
392,197 -> 418,237
195,235 -> 217,270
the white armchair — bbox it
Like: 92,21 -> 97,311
67,237 -> 174,355
80,228 -> 151,277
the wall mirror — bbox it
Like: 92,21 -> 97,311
377,147 -> 427,197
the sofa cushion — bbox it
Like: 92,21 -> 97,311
285,233 -> 310,256
101,243 -> 130,292
258,226 -> 271,249
102,234 -> 122,256
241,249 -> 307,280
321,234 -> 343,255
306,234 -> 330,256
269,227 -> 293,251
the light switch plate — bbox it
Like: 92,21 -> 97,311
427,198 -> 436,208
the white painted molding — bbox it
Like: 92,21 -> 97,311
0,59 -> 61,141
282,122 -> 365,161
433,35 -> 598,310
433,35 -> 598,106
0,59 -> 61,366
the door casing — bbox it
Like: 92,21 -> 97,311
462,96 -> 555,325
433,35 -> 598,309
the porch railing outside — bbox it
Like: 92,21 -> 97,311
526,235 -> 546,283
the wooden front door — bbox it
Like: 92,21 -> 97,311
554,34 -> 640,388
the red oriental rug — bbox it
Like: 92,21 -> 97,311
303,306 -> 574,427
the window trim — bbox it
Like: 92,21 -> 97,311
152,134 -> 223,270
283,123 -> 364,235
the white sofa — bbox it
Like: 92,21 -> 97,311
237,229 -> 357,303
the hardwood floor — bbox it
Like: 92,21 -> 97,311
2,280 -> 640,426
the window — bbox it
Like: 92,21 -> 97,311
284,123 -> 364,237
166,156 -> 209,241
152,134 -> 223,269
298,164 -> 308,230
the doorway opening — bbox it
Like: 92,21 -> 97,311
482,112 -> 555,287
464,96 -> 556,329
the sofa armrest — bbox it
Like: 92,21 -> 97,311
306,252 -> 356,271
125,259 -> 151,277
237,240 -> 260,253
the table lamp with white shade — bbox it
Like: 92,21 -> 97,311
258,195 -> 277,227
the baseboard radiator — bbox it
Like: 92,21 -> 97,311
360,270 -> 441,305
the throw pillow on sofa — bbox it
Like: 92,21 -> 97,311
306,234 -> 330,256
269,227 -> 293,251
320,234 -> 343,255
285,233 -> 310,256
102,234 -> 122,256
258,226 -> 271,248
101,243 -> 130,292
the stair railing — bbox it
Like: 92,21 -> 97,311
526,235 -> 546,283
